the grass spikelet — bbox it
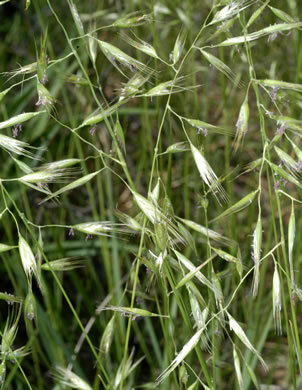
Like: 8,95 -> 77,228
268,5 -> 296,23
5,346 -> 31,360
54,366 -> 92,390
198,49 -> 239,86
211,190 -> 258,222
0,292 -> 22,304
272,262 -> 282,335
41,257 -> 84,272
1,305 -> 21,357
121,32 -> 159,59
36,81 -> 56,110
188,289 -> 204,329
188,288 -> 210,351
12,157 -> 33,174
19,168 -> 74,185
188,290 -> 210,351
246,0 -> 270,28
1,62 -> 37,79
154,224 -> 169,253
252,215 -> 262,297
190,143 -> 228,204
155,327 -> 205,385
115,210 -> 142,232
118,72 -> 151,100
0,360 -> 5,389
183,117 -> 233,136
162,142 -> 189,154
239,158 -> 263,177
287,138 -> 302,162
0,111 -> 45,130
212,248 -> 238,264
180,218 -> 234,246
175,254 -> 216,290
24,288 -> 36,321
18,234 -> 41,287
0,243 -> 17,253
132,191 -> 163,224
227,312 -> 268,371
233,346 -> 243,389
98,40 -> 154,77
142,77 -> 197,97
174,249 -> 220,296
210,0 -> 256,26
0,85 -> 15,103
99,306 -> 168,318
73,221 -> 127,236
99,314 -> 115,355
67,0 -> 84,36
274,146 -> 299,173
211,266 -> 224,309
79,101 -> 126,128
40,170 -> 103,203
233,93 -> 249,151
149,178 -> 160,203
216,22 -> 302,47
288,202 -> 295,286
114,348 -> 144,388
172,26 -> 187,64
112,11 -> 152,28
259,79 -> 302,92
0,134 -> 41,159
131,190 -> 185,245
268,161 -> 302,188
41,158 -> 81,170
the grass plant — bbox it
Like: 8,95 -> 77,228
0,0 -> 302,389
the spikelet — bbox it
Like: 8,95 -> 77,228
114,349 -> 144,388
1,305 -> 21,356
155,327 -> 205,385
180,218 -> 234,246
190,143 -> 228,204
72,221 -> 128,237
0,111 -> 45,130
121,32 -> 159,59
171,27 -> 187,64
0,361 -> 6,389
272,263 -> 282,335
0,134 -> 41,159
212,190 -> 258,223
41,258 -> 84,272
288,202 -> 295,286
210,0 -> 256,26
98,40 -> 154,77
174,250 -> 219,297
227,312 -> 268,371
54,366 -> 92,390
99,315 -> 115,355
233,93 -> 249,151
40,170 -> 103,203
216,22 -> 302,47
199,49 -> 241,86
233,346 -> 243,389
18,234 -> 41,288
252,215 -> 262,297
112,11 -> 152,28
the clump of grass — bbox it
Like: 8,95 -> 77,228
0,0 -> 302,389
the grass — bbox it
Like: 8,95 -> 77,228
0,0 -> 302,389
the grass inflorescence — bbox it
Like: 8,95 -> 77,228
0,0 -> 302,389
